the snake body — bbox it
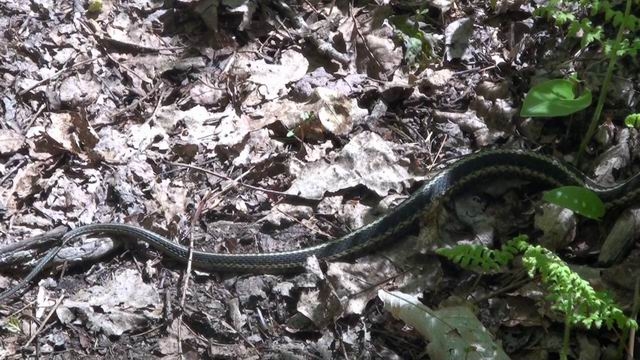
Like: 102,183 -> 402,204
2,150 -> 640,301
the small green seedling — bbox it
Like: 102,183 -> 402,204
624,113 -> 640,128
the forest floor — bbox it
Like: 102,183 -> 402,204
1,0 -> 640,359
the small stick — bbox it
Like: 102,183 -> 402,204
24,292 -> 66,347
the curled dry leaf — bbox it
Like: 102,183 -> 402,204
126,123 -> 166,151
492,0 -> 529,14
157,318 -> 195,356
43,112 -> 99,158
154,105 -> 216,135
445,17 -> 474,61
6,162 -> 43,214
598,208 -> 640,265
593,139 -> 631,185
360,32 -> 403,78
471,96 -> 519,132
229,128 -> 283,167
313,87 -> 367,136
38,168 -> 101,224
93,128 -> 133,163
476,80 -> 511,100
296,283 -> 342,328
534,203 -> 576,251
327,258 -> 400,315
421,68 -> 454,87
379,290 -> 509,360
433,109 -> 505,147
190,83 -> 226,106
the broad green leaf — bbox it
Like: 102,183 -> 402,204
520,79 -> 592,117
543,186 -> 605,220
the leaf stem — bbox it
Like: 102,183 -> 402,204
561,304 -> 572,360
576,0 -> 633,164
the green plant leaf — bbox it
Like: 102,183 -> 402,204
624,113 -> 640,128
5,316 -> 21,333
581,24 -> 603,47
88,0 -> 103,13
520,79 -> 592,117
542,186 -> 605,220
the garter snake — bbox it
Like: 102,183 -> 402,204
2,149 -> 640,302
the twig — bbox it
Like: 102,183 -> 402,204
427,134 -> 448,172
23,103 -> 46,134
0,226 -> 67,256
0,245 -> 64,303
104,81 -> 163,126
206,168 -> 254,209
348,268 -> 411,298
474,273 -> 531,303
5,299 -> 37,318
0,159 -> 27,187
627,277 -> 639,359
0,227 -> 70,303
272,207 -> 333,239
351,11 -> 387,80
271,0 -> 350,66
18,58 -> 99,95
452,64 -> 497,76
132,324 -> 164,338
80,19 -> 184,55
77,19 -> 167,95
301,0 -> 320,14
105,53 -> 152,85
24,292 -> 65,347
168,161 -> 298,198
176,166 -> 253,356
143,86 -> 169,125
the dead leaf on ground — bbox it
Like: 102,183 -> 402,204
327,258 -> 400,315
6,162 -> 45,214
295,282 -> 342,329
152,179 -> 188,224
43,112 -> 99,158
287,131 -> 411,199
233,49 -> 309,101
0,130 -> 25,155
56,269 -> 162,336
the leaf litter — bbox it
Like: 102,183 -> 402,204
0,0 -> 638,359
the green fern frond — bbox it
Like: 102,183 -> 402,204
521,243 -> 637,331
437,244 -> 503,271
437,235 -> 637,332
436,236 -> 526,272
534,0 -> 639,56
